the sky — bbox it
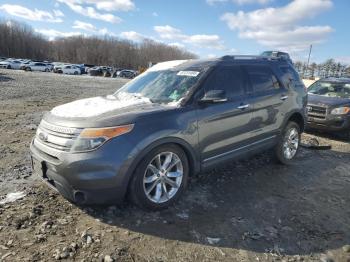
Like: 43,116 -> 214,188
0,0 -> 349,64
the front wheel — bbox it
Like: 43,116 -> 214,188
274,121 -> 300,165
129,144 -> 189,210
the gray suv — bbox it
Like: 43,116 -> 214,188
30,56 -> 307,210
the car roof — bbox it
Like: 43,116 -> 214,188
150,55 -> 290,72
319,77 -> 350,83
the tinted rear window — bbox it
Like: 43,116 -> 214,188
245,65 -> 279,92
279,65 -> 303,88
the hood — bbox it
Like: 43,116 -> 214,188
51,93 -> 152,118
308,94 -> 350,107
45,93 -> 177,128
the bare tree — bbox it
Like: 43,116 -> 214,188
0,19 -> 197,68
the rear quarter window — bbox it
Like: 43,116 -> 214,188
279,65 -> 303,88
244,65 -> 280,93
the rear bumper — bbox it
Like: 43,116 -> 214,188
30,137 -> 135,205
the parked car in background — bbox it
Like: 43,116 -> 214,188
88,66 -> 111,77
57,65 -> 81,75
0,59 -> 22,69
20,60 -> 32,70
261,51 -> 293,64
307,77 -> 350,139
30,56 -> 307,210
24,62 -> 51,72
46,63 -> 54,71
82,64 -> 95,74
117,69 -> 137,79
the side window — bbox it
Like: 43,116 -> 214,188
202,66 -> 246,99
245,65 -> 280,93
279,66 -> 303,88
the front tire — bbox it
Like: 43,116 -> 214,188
275,121 -> 301,165
129,144 -> 189,210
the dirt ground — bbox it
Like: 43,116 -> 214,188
0,69 -> 349,262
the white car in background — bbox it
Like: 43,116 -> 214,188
57,65 -> 81,75
0,60 -> 22,69
24,62 -> 51,72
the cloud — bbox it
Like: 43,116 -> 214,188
72,21 -> 116,36
0,4 -> 63,23
232,0 -> 272,4
120,31 -> 148,42
221,0 -> 333,52
57,0 -> 122,23
82,0 -> 135,11
35,29 -> 83,40
53,9 -> 64,17
168,42 -> 185,49
207,0 -> 271,5
154,25 -> 225,50
73,20 -> 97,32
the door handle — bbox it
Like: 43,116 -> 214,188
237,104 -> 250,109
280,95 -> 288,101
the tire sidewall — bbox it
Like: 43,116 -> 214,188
275,121 -> 301,165
130,144 -> 189,210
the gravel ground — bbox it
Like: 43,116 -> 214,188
0,69 -> 350,262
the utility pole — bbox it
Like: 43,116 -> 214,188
306,44 -> 312,77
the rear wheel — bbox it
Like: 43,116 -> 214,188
45,68 -> 49,72
129,144 -> 189,210
275,121 -> 300,165
26,67 -> 31,71
7,65 -> 11,69
74,71 -> 78,75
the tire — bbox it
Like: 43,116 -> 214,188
274,121 -> 301,165
129,144 -> 189,210
26,67 -> 31,71
74,71 -> 78,75
45,68 -> 49,72
7,65 -> 11,69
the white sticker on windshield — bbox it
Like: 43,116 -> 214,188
177,71 -> 200,77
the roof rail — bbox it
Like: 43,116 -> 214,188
220,55 -> 284,61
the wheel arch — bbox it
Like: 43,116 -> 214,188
282,110 -> 305,133
123,137 -> 200,199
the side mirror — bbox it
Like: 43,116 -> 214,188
200,90 -> 227,103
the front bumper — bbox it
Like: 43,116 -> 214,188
30,137 -> 135,205
307,114 -> 350,132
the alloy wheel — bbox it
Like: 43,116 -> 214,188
283,127 -> 299,159
143,152 -> 183,203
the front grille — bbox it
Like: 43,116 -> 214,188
34,120 -> 82,156
307,104 -> 327,119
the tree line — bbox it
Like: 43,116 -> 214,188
0,19 -> 197,69
294,59 -> 350,79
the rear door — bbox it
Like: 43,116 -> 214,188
243,64 -> 289,138
196,65 -> 255,166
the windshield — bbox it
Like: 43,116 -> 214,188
308,81 -> 350,98
114,69 -> 203,104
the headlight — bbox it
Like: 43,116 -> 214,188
71,124 -> 134,152
330,107 -> 350,115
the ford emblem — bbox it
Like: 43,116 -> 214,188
38,132 -> 48,142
